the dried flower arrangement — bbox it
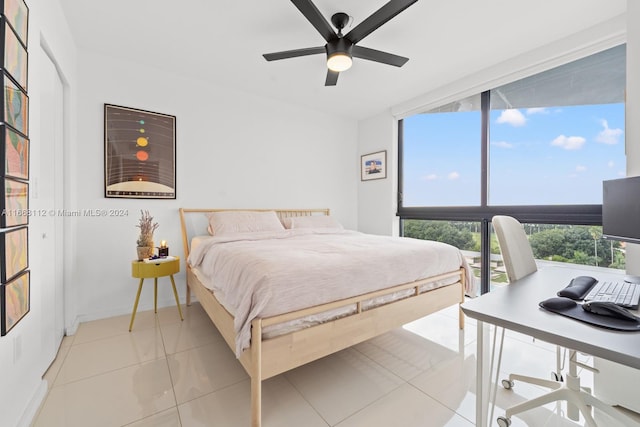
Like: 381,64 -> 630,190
136,209 -> 159,249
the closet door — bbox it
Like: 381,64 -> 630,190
36,47 -> 65,353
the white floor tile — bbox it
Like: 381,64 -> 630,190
335,383 -> 474,427
123,407 -> 182,427
403,312 -> 476,353
55,327 -> 166,385
160,315 -> 225,355
73,310 -> 158,345
178,377 -> 329,427
32,305 -> 622,427
409,343 -> 478,423
354,327 -> 467,381
33,359 -> 175,427
284,347 -> 404,425
168,340 -> 248,404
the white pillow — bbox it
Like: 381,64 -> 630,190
284,215 -> 343,230
207,211 -> 284,236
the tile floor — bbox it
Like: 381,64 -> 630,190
31,302 -> 635,427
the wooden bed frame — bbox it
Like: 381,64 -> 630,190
179,208 -> 466,427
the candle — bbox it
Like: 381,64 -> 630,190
158,240 -> 169,257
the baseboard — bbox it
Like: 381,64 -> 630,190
65,316 -> 80,336
76,298 -> 183,325
17,379 -> 48,427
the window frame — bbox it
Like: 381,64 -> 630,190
397,90 -> 606,294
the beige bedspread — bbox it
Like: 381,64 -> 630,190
188,229 -> 473,356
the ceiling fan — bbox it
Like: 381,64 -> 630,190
263,0 -> 418,86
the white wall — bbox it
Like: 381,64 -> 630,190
0,0 -> 78,426
71,50 -> 358,321
357,112 -> 398,236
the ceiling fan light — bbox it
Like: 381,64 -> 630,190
327,53 -> 352,72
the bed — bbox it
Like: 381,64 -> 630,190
179,208 -> 473,427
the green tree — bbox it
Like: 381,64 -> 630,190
589,226 -> 603,266
529,229 -> 566,259
404,220 -> 475,250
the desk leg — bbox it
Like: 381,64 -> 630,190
476,320 -> 491,427
154,278 -> 158,313
129,279 -> 144,332
169,274 -> 184,321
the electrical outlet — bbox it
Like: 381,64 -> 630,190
14,334 -> 22,363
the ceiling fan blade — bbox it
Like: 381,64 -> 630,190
325,70 -> 339,86
352,45 -> 409,67
291,0 -> 336,42
263,46 -> 326,61
345,0 -> 418,44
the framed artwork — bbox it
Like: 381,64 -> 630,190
0,19 -> 27,91
104,104 -> 176,199
361,150 -> 387,181
0,177 -> 27,227
1,0 -> 28,46
1,269 -> 29,335
0,225 -> 27,283
2,73 -> 28,136
1,124 -> 28,180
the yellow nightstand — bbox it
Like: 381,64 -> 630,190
129,256 -> 183,331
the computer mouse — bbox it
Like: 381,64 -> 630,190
582,301 -> 639,322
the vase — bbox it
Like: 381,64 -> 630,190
136,246 -> 153,260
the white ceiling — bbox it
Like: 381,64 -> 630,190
58,0 -> 626,120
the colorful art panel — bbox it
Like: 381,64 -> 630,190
1,0 -> 27,46
104,104 -> 176,199
0,225 -> 27,283
1,19 -> 27,91
1,124 -> 28,179
360,150 -> 387,181
2,73 -> 27,136
0,177 -> 27,227
1,269 -> 29,335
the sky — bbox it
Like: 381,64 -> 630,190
403,103 -> 626,206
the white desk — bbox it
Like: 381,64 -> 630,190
461,266 -> 640,427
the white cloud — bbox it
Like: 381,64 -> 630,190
448,171 -> 460,180
596,119 -> 623,145
551,135 -> 586,150
575,165 -> 587,172
491,141 -> 513,149
496,109 -> 527,127
608,160 -> 615,168
423,174 -> 438,181
526,107 -> 548,115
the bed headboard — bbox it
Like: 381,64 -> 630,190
178,208 -> 330,259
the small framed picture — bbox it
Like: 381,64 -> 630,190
1,124 -> 29,180
1,0 -> 28,46
1,19 -> 28,91
0,225 -> 27,283
1,269 -> 29,336
2,73 -> 28,136
361,150 -> 387,181
0,177 -> 27,227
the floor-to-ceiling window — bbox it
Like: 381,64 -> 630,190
398,45 -> 626,293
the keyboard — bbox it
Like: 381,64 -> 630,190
584,280 -> 640,310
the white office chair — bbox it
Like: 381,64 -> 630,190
491,215 -> 638,427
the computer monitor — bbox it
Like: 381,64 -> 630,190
602,175 -> 640,244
